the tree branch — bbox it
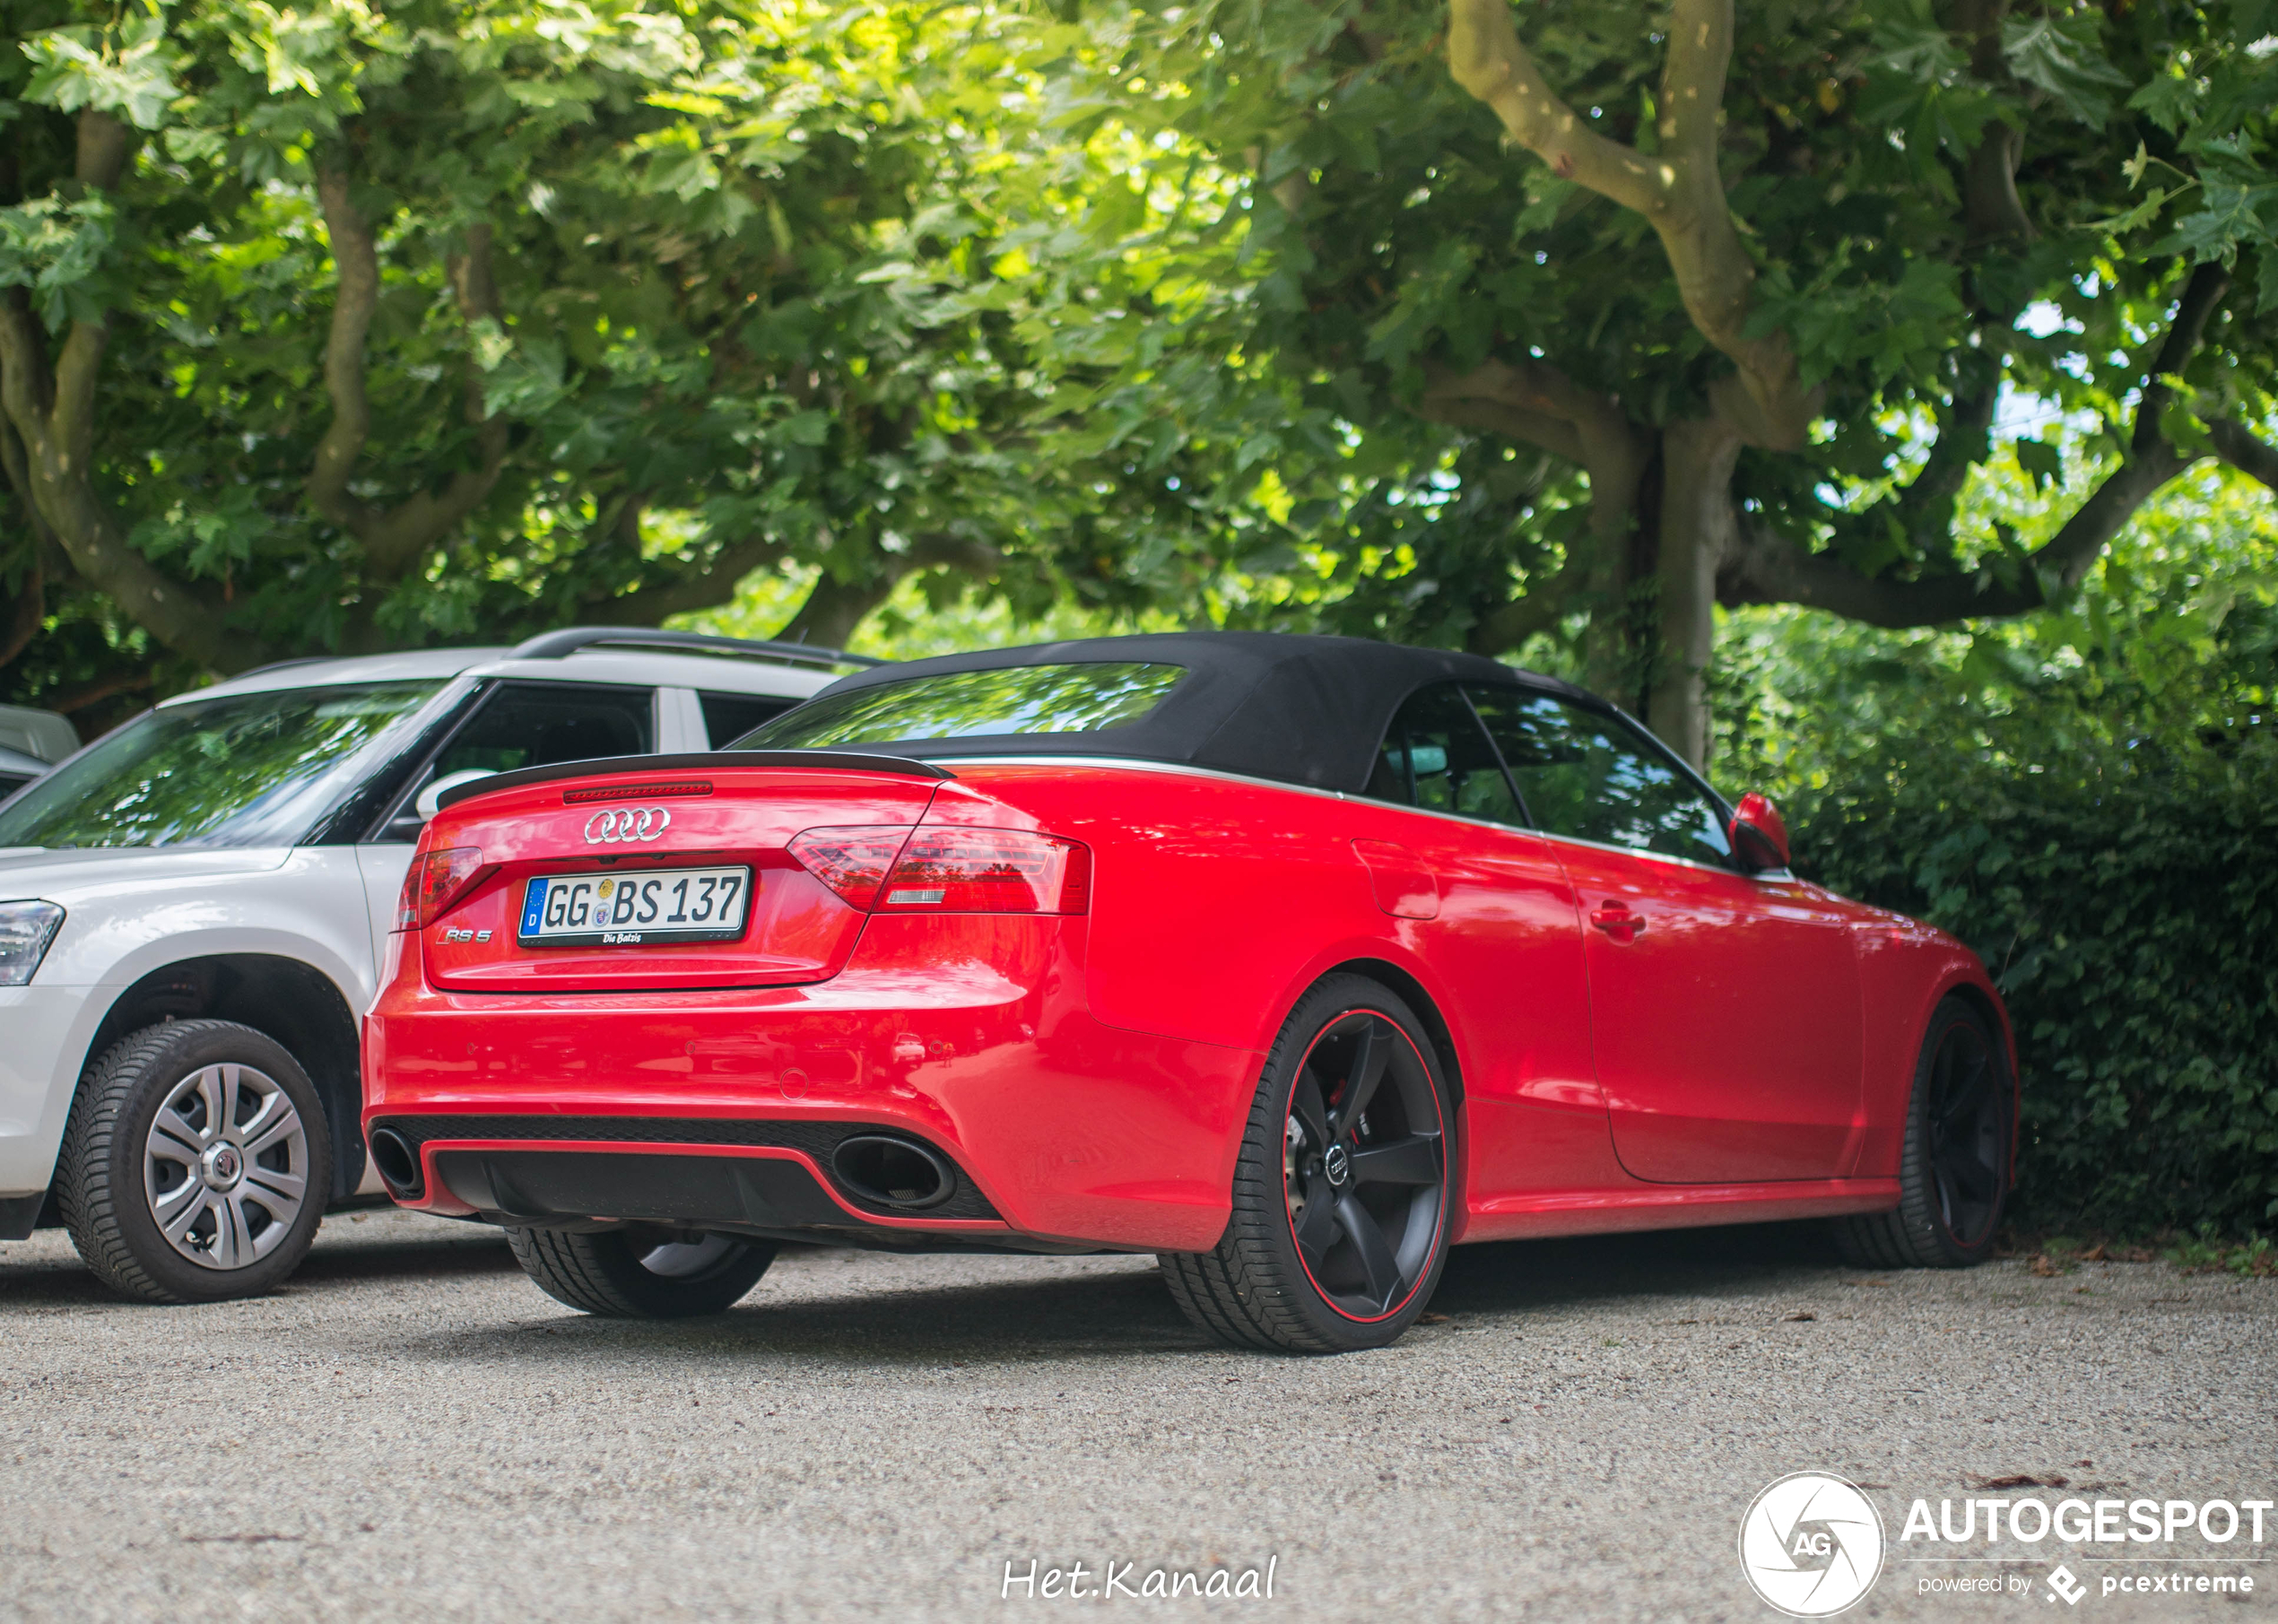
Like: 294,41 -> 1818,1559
1465,547 -> 1588,656
308,169 -> 378,534
0,111 -> 244,672
355,223 -> 511,581
2209,419 -> 2278,491
583,534 -> 789,626
43,665 -> 152,715
1724,265 -> 2235,628
907,532 -> 1006,578
1416,380 -> 1584,463
776,570 -> 900,651
1947,0 -> 2034,248
0,557 -> 42,669
310,177 -> 512,593
771,532 -> 1005,648
1446,0 -> 1811,447
1662,0 -> 1732,163
1417,395 -> 1584,462
1414,359 -> 1653,670
1448,0 -> 1664,213
2,299 -> 235,664
2131,262 -> 2228,458
49,113 -> 135,478
1963,124 -> 2032,246
1726,447 -> 2187,625
1417,358 -> 1657,482
0,413 -> 57,553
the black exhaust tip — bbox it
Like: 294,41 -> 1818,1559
368,1126 -> 423,1198
830,1134 -> 954,1211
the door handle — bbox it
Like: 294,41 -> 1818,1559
1589,902 -> 1645,943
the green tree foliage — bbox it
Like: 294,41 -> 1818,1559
1039,0 -> 2278,762
1714,467 -> 2277,1235
0,0 -> 1200,712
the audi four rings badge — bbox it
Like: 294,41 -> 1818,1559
585,807 -> 672,843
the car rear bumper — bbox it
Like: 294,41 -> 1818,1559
362,916 -> 1260,1252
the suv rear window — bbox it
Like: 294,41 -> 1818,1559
699,690 -> 796,748
737,663 -> 1185,749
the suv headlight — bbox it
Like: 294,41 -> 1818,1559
0,900 -> 65,986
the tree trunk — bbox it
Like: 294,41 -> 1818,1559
1647,417 -> 1743,769
777,569 -> 903,651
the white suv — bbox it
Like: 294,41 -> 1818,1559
0,629 -> 858,1301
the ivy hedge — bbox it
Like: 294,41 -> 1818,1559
1789,747 -> 2278,1238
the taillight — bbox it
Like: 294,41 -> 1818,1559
395,847 -> 487,931
787,826 -> 1091,914
787,827 -> 917,911
882,828 -> 1090,914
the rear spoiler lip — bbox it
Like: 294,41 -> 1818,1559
432,750 -> 957,812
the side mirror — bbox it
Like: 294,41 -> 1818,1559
1728,791 -> 1791,873
414,769 -> 499,822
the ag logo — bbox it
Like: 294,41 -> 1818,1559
1739,1472 -> 1885,1617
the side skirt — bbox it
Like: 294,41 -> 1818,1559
1459,1177 -> 1902,1244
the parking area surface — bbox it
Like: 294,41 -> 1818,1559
2,1211 -> 2272,1621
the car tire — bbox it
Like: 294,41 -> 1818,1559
1831,996 -> 2014,1269
57,1019 -> 333,1304
505,1225 -> 776,1317
1159,973 -> 1454,1354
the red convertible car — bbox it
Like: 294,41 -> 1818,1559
362,633 -> 2014,1351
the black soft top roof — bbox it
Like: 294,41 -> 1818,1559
779,630 -> 1600,795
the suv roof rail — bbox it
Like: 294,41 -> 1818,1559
506,626 -> 884,672
228,655 -> 343,681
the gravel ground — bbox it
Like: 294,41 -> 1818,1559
2,1210 -> 2272,1622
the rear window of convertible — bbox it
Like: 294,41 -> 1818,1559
736,662 -> 1186,748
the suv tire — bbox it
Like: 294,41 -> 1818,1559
57,1020 -> 333,1303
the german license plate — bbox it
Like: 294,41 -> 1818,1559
517,866 -> 752,947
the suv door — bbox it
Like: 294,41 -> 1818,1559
352,682 -> 659,968
1467,687 -> 1865,1185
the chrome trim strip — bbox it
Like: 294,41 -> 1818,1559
947,755 -> 1550,838
1524,829 -> 1743,878
948,754 -> 1776,878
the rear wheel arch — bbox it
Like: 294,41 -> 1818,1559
1161,969 -> 1456,1351
77,955 -> 363,1201
1317,958 -> 1465,1110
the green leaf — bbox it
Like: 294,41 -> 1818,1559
2126,74 -> 2202,136
2169,181 -> 2278,263
2002,15 -> 2131,127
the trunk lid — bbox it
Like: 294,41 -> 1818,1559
418,762 -> 941,992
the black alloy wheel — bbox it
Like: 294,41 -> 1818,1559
1923,1015 -> 2005,1246
1282,1012 -> 1447,1320
1161,973 -> 1453,1352
1832,996 -> 2014,1269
